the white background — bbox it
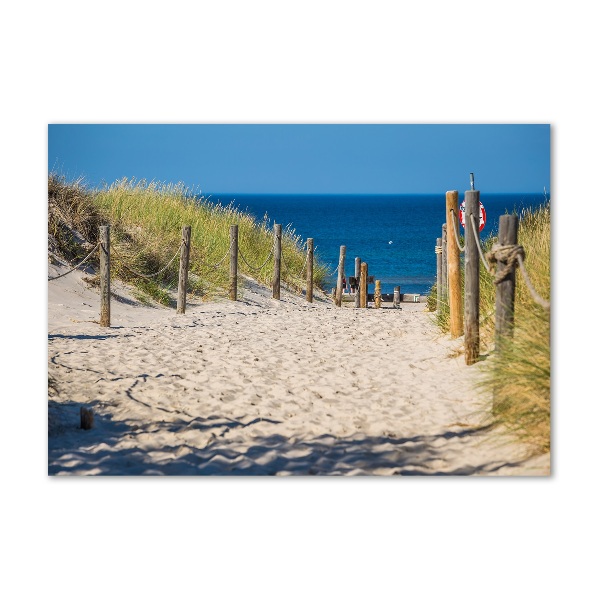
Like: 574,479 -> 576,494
1,2 -> 597,598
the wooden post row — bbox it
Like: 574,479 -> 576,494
272,223 -> 282,300
229,224 -> 238,301
445,191 -> 463,337
464,190 -> 480,365
495,214 -> 519,347
335,245 -> 346,307
177,225 -> 192,314
306,238 -> 314,303
99,225 -> 110,327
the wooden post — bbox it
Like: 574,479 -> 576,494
80,406 -> 94,430
335,245 -> 346,307
99,225 -> 110,327
446,191 -> 463,337
441,224 -> 448,303
229,224 -> 238,301
354,257 -> 361,308
436,236 -> 442,312
306,238 -> 314,303
464,190 -> 480,365
495,214 -> 519,346
374,280 -> 382,308
393,286 -> 400,308
177,225 -> 192,314
360,262 -> 368,308
272,223 -> 282,300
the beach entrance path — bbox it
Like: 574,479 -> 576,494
48,273 -> 550,475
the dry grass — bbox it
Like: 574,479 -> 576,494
48,174 -> 328,304
429,202 -> 551,455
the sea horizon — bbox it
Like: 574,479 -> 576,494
195,191 -> 548,296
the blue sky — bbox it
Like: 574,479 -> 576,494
48,124 -> 550,195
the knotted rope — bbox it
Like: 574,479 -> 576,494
485,243 -> 550,310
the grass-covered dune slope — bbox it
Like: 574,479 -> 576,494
48,174 -> 329,304
427,203 -> 550,456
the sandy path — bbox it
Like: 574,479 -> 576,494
48,270 -> 550,475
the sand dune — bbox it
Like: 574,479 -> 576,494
48,264 -> 550,476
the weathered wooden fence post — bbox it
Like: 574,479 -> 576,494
229,224 -> 238,301
441,223 -> 448,303
436,236 -> 442,312
354,257 -> 361,308
393,286 -> 400,308
374,280 -> 382,308
495,214 -> 519,346
273,223 -> 282,300
446,191 -> 463,337
335,245 -> 346,307
464,190 -> 480,365
360,262 -> 368,308
99,225 -> 110,327
306,238 -> 314,303
177,225 -> 192,314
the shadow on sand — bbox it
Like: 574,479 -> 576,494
48,407 -> 528,476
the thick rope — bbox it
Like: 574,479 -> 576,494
434,245 -> 442,254
449,208 -> 465,252
517,254 -> 550,310
196,239 -> 233,270
485,243 -> 550,311
48,243 -> 100,281
239,245 -> 274,272
469,213 -> 492,273
280,245 -> 309,279
113,242 -> 183,279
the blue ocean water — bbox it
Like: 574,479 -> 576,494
205,193 -> 548,296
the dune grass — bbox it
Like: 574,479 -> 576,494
48,174 -> 328,304
428,203 -> 550,455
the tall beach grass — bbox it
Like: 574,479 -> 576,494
428,203 -> 550,455
48,174 -> 328,304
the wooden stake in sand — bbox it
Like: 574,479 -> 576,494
446,191 -> 463,337
80,406 -> 94,430
335,245 -> 346,307
375,280 -> 382,308
177,225 -> 192,314
306,238 -> 314,303
273,223 -> 282,300
354,257 -> 361,308
464,190 -> 480,365
436,236 -> 442,312
229,224 -> 238,301
441,223 -> 448,303
360,262 -> 368,308
99,225 -> 110,327
495,214 -> 519,345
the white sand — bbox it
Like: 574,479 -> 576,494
48,263 -> 550,476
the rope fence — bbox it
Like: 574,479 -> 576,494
437,186 -> 550,366
48,222 -> 322,326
